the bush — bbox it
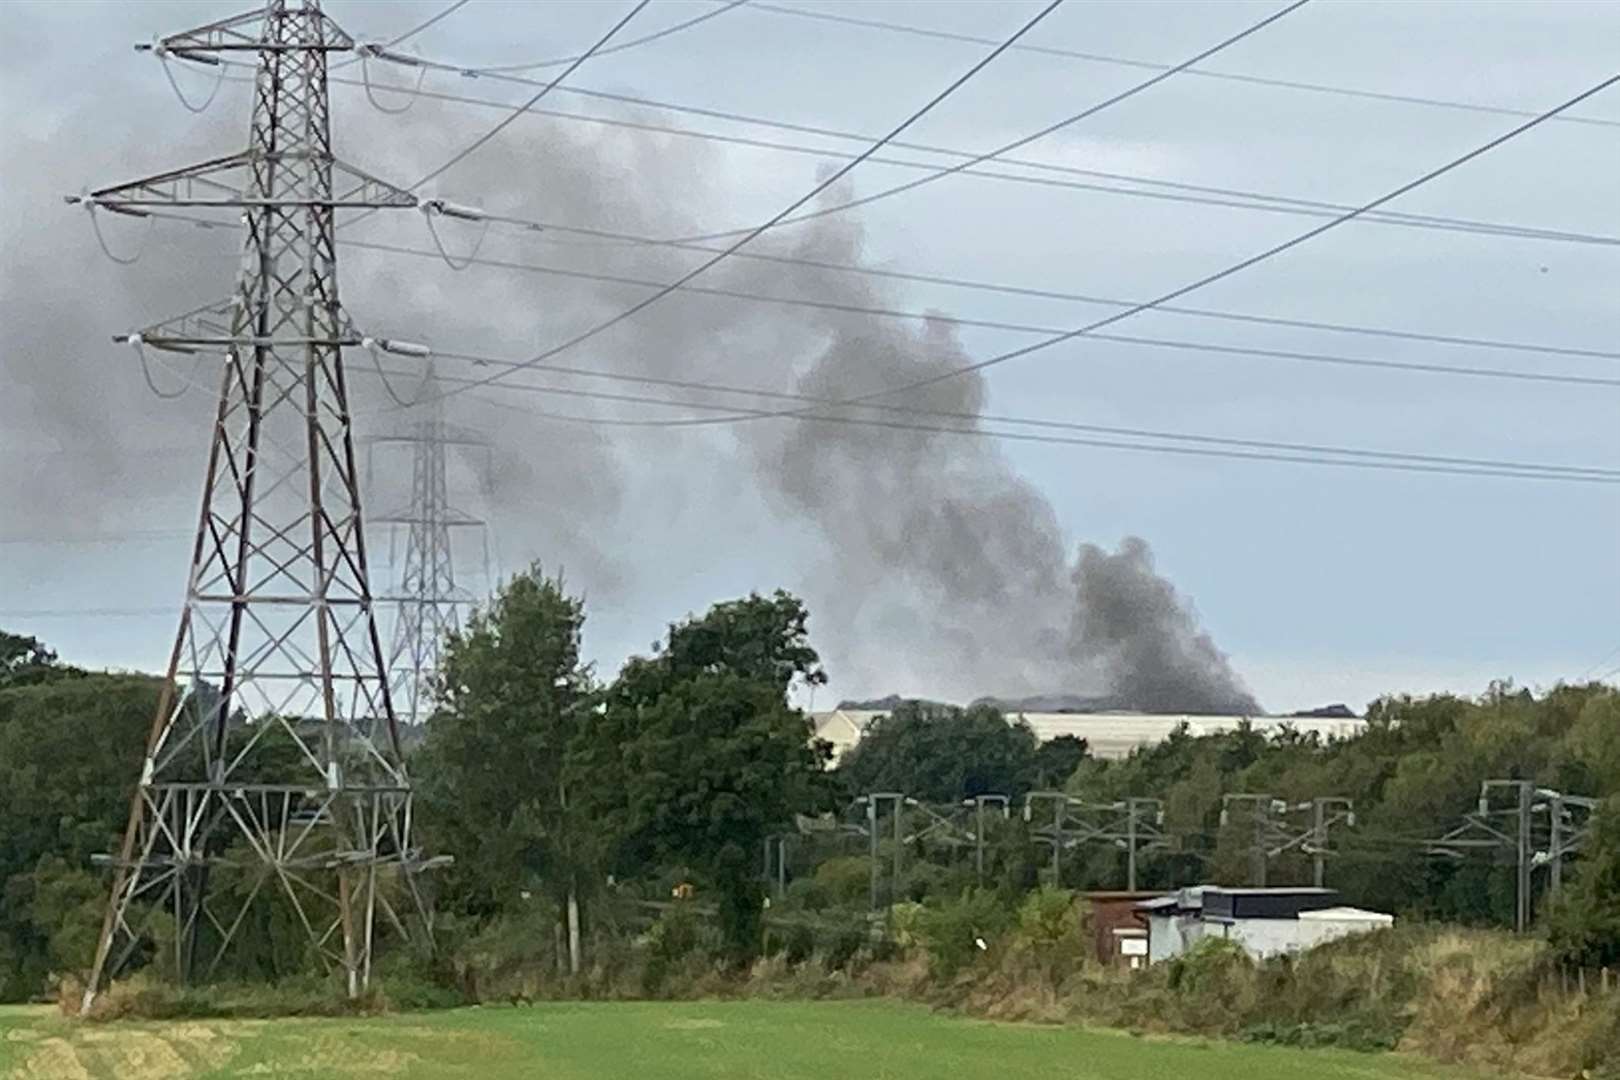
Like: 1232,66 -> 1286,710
784,876 -> 831,912
65,971 -> 385,1021
1012,885 -> 1083,983
1238,1018 -> 1400,1053
1016,886 -> 1079,952
640,902 -> 711,995
915,890 -> 1009,978
1165,937 -> 1253,1001
814,856 -> 873,907
823,927 -> 867,972
783,924 -> 816,967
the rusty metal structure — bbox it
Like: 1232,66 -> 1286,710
75,0 -> 440,1008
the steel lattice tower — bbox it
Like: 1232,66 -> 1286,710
76,0 -> 441,1008
368,361 -> 489,724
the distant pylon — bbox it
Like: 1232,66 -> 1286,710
367,360 -> 490,723
75,0 -> 443,1009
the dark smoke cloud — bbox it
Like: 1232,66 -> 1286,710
2,39 -> 1258,714
735,200 -> 1258,712
1070,538 -> 1259,714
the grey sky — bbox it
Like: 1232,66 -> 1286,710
1,0 -> 1616,712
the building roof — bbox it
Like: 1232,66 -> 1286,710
1298,906 -> 1394,923
810,708 -> 1367,764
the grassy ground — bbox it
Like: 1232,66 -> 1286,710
0,999 -> 1492,1079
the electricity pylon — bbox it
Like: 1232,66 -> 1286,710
366,360 -> 490,723
74,0 -> 442,1009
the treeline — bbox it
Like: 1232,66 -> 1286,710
828,677 -> 1620,964
2,577 -> 1619,1006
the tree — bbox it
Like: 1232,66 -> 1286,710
0,673 -> 158,999
0,630 -> 79,690
415,568 -> 597,971
584,592 -> 831,962
837,701 -> 1040,802
1034,734 -> 1089,789
1548,796 -> 1620,967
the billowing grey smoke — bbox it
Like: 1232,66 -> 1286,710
2,39 -> 1258,714
743,211 -> 1259,713
1070,538 -> 1259,714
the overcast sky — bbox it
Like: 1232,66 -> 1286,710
1,0 -> 1616,713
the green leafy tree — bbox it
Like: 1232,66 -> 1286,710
0,630 -> 80,690
416,568 -> 598,968
838,701 -> 1040,802
585,592 -> 831,962
1548,796 -> 1620,967
0,672 -> 157,999
1034,734 -> 1089,789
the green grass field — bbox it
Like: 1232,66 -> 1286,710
0,999 -> 1488,1079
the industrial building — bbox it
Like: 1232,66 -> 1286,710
1134,886 -> 1394,964
810,708 -> 1367,765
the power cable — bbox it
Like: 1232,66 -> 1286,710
134,342 -> 200,400
316,68 -> 1619,248
330,0 -> 473,71
745,0 -> 1620,131
382,0 -> 472,48
341,0 -> 653,233
404,0 -> 653,192
1575,644 -> 1620,681
360,51 -> 428,114
560,70 -> 1620,431
124,343 -> 1616,485
459,0 -> 749,73
416,0 -> 1072,407
460,214 -> 1620,363
389,1 -> 1314,249
421,209 -> 492,270
159,52 -> 227,113
84,204 -> 153,266
340,236 -> 1620,389
124,207 -> 1617,392
409,370 -> 1620,484
417,345 -> 1620,479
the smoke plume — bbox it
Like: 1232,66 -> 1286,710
1,38 -> 1258,714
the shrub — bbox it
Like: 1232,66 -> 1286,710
814,856 -> 874,907
1165,937 -> 1254,1005
640,902 -> 714,995
915,890 -> 1009,978
823,927 -> 867,972
783,924 -> 816,967
784,876 -> 831,912
1016,886 -> 1079,952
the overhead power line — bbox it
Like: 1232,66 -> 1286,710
365,1 -> 1310,250
390,363 -> 1620,485
449,214 -> 1620,364
397,0 -> 653,197
637,1 -> 1313,245
456,0 -> 748,74
139,204 -> 1620,367
413,0 -> 1074,408
124,345 -> 1618,487
574,70 -> 1620,431
414,346 -> 1620,480
378,0 -> 471,50
745,1 -> 1620,131
317,69 -> 1619,248
339,236 -> 1620,389
330,0 -> 472,72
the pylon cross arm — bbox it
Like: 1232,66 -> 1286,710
116,297 -> 366,353
137,7 -> 356,57
71,156 -> 415,211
